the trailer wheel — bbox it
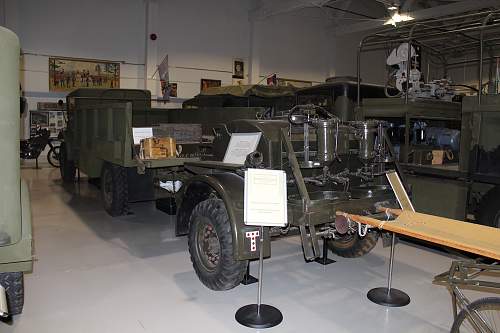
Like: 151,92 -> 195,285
59,143 -> 76,183
477,187 -> 500,228
0,272 -> 24,315
327,232 -> 379,258
100,163 -> 128,217
188,198 -> 246,290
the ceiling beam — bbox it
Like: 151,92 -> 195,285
250,0 -> 333,20
332,0 -> 500,36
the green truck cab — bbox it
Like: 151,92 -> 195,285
0,26 -> 33,318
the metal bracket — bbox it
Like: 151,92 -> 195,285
299,223 -> 321,261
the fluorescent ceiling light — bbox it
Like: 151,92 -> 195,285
384,12 -> 414,26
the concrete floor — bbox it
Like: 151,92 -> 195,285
4,166 -> 488,332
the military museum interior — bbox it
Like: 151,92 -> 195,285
1,0 -> 500,332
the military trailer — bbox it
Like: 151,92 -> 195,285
0,27 -> 33,317
60,88 -> 275,216
60,86 -> 402,290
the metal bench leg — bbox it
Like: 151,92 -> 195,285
367,233 -> 410,307
314,237 -> 336,265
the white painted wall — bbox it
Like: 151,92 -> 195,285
329,30 -> 387,85
258,8 -> 329,84
2,0 -> 383,138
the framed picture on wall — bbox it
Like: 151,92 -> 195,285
49,57 -> 120,92
161,81 -> 177,100
200,79 -> 221,92
232,59 -> 244,79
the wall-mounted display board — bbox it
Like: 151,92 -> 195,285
29,110 -> 66,138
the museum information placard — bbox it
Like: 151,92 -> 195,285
244,169 -> 287,227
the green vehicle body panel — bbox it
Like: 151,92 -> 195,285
0,27 -> 33,273
177,173 -> 270,261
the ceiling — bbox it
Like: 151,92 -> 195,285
252,0 -> 500,34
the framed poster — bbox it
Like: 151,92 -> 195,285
233,59 -> 244,79
49,57 -> 120,92
200,79 -> 221,92
161,81 -> 177,100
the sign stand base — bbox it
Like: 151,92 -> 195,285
235,226 -> 283,329
367,233 -> 410,307
235,304 -> 283,329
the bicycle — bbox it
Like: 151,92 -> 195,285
434,260 -> 500,333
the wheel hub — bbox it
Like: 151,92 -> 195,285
196,219 -> 220,271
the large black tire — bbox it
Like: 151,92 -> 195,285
0,272 -> 24,315
47,146 -> 60,168
327,232 -> 379,258
59,143 -> 76,182
100,163 -> 128,217
477,187 -> 500,228
188,199 -> 247,290
451,297 -> 500,333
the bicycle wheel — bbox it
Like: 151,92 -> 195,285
451,297 -> 500,333
47,146 -> 61,168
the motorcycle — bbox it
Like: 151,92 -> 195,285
20,128 -> 61,168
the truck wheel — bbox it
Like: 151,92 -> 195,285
477,187 -> 500,228
100,163 -> 128,217
188,198 -> 247,290
0,272 -> 24,315
59,143 -> 76,182
327,232 -> 379,258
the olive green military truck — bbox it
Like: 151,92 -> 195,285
60,87 -> 400,290
0,27 -> 33,318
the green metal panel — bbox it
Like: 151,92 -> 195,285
406,174 -> 468,220
0,181 -> 33,272
0,27 -> 22,246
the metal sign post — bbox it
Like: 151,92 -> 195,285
367,171 -> 411,307
367,232 -> 410,307
235,168 -> 286,329
235,225 -> 283,328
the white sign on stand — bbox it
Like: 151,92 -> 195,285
244,168 -> 287,227
237,167 -> 286,328
132,127 -> 153,145
223,132 -> 262,165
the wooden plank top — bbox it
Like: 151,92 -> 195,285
337,210 -> 500,261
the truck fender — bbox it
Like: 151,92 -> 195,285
176,173 -> 270,261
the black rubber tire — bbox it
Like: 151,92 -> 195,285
477,187 -> 500,228
100,163 -> 129,217
188,199 -> 247,290
327,232 -> 379,258
0,272 -> 24,315
59,142 -> 76,182
47,146 -> 60,168
451,297 -> 500,333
